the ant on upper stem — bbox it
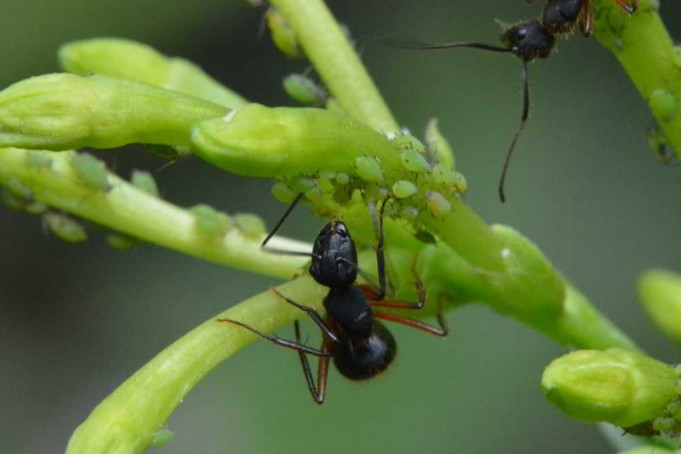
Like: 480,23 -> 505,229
383,0 -> 636,202
218,193 -> 448,404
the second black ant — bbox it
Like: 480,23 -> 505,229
383,0 -> 637,202
218,194 -> 448,404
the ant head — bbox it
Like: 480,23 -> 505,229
501,20 -> 555,61
541,0 -> 582,35
309,220 -> 358,288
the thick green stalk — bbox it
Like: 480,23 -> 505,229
269,0 -> 399,133
0,148 -> 307,279
66,277 -> 327,454
594,0 -> 681,155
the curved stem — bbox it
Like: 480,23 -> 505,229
594,1 -> 681,156
66,277 -> 326,454
0,148 -> 307,279
269,0 -> 400,133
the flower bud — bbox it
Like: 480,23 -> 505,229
0,74 -> 227,150
639,269 -> 681,344
542,349 -> 677,427
191,104 -> 395,177
59,39 -> 247,109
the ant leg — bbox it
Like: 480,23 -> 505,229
271,288 -> 339,343
372,197 -> 389,301
217,318 -> 331,356
498,60 -> 530,203
366,277 -> 427,310
580,0 -> 593,36
374,297 -> 448,337
613,0 -> 636,13
294,321 -> 331,404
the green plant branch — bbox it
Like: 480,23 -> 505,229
66,276 -> 328,454
0,147 -> 307,279
594,0 -> 681,156
269,0 -> 400,133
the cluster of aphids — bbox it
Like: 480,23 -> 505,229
388,0 -> 637,202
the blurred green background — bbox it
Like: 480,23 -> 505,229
1,1 -> 680,453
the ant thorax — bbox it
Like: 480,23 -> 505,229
323,286 -> 374,339
309,220 -> 358,288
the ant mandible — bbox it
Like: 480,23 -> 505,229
218,194 -> 448,404
383,0 -> 636,202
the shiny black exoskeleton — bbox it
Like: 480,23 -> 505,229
219,197 -> 447,404
382,0 -> 636,202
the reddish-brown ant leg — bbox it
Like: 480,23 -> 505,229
374,300 -> 448,337
613,0 -> 637,13
580,0 -> 593,36
294,321 -> 331,404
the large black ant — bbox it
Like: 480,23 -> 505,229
218,194 -> 448,403
383,0 -> 637,202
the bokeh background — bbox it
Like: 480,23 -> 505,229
2,1 -> 681,453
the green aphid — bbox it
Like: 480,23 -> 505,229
130,170 -> 159,197
426,191 -> 452,218
355,156 -> 384,183
106,233 -> 139,251
401,149 -> 431,173
335,173 -> 350,185
25,202 -> 48,215
265,8 -> 301,58
234,213 -> 266,238
432,163 -> 457,189
283,74 -> 327,106
316,178 -> 334,193
25,151 -> 53,169
288,177 -> 316,194
333,185 -> 353,204
44,212 -> 88,243
189,204 -> 232,237
149,427 -> 174,448
143,144 -> 188,162
4,178 -> 33,201
392,180 -> 418,199
399,206 -> 419,220
271,182 -> 298,204
649,89 -> 677,122
1,189 -> 26,211
71,152 -> 112,191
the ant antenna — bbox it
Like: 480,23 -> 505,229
378,37 -> 510,54
498,60 -> 529,203
261,193 -> 321,260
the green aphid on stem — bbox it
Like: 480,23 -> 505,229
189,204 -> 232,238
43,212 -> 88,243
4,177 -> 33,201
401,149 -> 431,173
25,151 -> 53,169
426,191 -> 452,218
283,74 -> 327,106
271,181 -> 299,204
130,170 -> 159,197
288,177 -> 316,194
266,8 -> 301,58
355,156 -> 384,183
649,89 -> 677,122
392,180 -> 418,199
149,427 -> 174,448
71,153 -> 112,192
234,213 -> 266,238
106,233 -> 139,251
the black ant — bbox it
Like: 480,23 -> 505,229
218,194 -> 448,403
382,0 -> 636,202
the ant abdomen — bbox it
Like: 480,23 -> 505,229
333,321 -> 397,381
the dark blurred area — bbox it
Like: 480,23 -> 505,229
1,1 -> 680,453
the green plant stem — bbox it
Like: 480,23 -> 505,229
66,276 -> 327,454
594,0 -> 681,155
0,148 -> 307,279
269,0 -> 400,133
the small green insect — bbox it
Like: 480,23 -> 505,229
130,170 -> 159,197
43,212 -> 88,243
71,152 -> 112,192
189,204 -> 232,237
